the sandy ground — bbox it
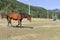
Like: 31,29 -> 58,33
0,18 -> 60,40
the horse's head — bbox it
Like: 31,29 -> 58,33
27,15 -> 31,22
19,12 -> 31,22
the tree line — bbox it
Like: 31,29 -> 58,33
0,0 -> 60,19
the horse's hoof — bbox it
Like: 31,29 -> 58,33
16,25 -> 18,27
20,26 -> 23,28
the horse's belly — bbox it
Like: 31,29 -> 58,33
13,19 -> 18,20
11,17 -> 21,20
12,17 -> 18,20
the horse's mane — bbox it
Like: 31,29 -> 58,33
19,12 -> 31,18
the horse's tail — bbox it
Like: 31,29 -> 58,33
6,15 -> 8,20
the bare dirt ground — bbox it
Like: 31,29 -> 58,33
0,18 -> 60,40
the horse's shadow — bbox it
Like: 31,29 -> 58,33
12,25 -> 33,29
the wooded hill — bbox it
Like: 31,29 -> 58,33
0,0 -> 60,19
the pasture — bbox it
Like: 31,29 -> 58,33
0,18 -> 60,40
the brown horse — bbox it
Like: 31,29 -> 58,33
7,11 -> 31,27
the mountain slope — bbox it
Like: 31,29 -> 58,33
0,0 -> 47,18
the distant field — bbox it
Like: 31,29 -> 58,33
0,18 -> 60,40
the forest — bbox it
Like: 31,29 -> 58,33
0,0 -> 60,19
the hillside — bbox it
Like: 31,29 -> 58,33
0,0 -> 60,19
0,0 -> 47,18
48,9 -> 60,19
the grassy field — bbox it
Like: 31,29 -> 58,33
0,18 -> 60,40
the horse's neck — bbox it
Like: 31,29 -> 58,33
21,14 -> 27,18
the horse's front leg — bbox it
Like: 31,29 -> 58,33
18,19 -> 22,27
20,21 -> 22,27
19,21 -> 22,27
17,20 -> 22,27
20,19 -> 23,27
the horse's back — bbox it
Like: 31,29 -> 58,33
7,12 -> 22,20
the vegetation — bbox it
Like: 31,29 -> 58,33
0,0 -> 60,19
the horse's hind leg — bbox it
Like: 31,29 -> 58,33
7,19 -> 12,27
8,21 -> 10,26
7,16 -> 12,27
7,18 -> 10,26
10,21 -> 12,27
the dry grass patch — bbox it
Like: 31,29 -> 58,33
0,18 -> 60,40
